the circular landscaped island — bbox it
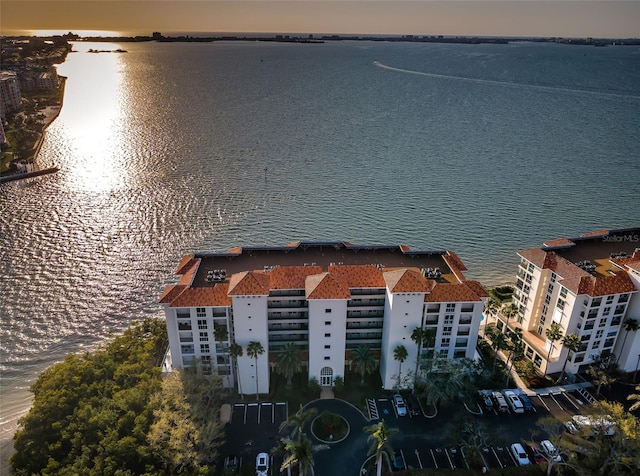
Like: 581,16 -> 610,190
311,410 -> 349,443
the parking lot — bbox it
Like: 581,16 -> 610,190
219,385 -> 599,474
221,401 -> 288,473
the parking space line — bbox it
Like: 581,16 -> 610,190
444,448 -> 454,469
491,447 -> 503,468
414,449 -> 423,469
430,449 -> 438,468
561,392 -> 582,411
536,394 -> 550,412
549,392 -> 564,411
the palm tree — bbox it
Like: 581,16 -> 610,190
351,344 -> 377,385
246,341 -> 265,401
485,326 -> 509,371
279,404 -> 318,443
501,302 -> 519,329
364,419 -> 398,476
505,328 -> 524,387
229,342 -> 244,400
280,434 -> 315,476
213,325 -> 228,343
393,345 -> 408,390
587,365 -> 617,397
556,333 -> 581,383
617,318 -> 639,364
544,322 -> 563,376
484,295 -> 502,319
627,385 -> 640,412
410,327 -> 427,388
275,342 -> 303,389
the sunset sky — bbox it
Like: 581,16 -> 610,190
2,1 -> 639,38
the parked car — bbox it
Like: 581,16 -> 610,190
392,453 -> 406,470
255,452 -> 269,476
510,443 -> 531,466
408,396 -> 421,416
540,440 -> 562,462
393,394 -> 407,417
224,455 -> 240,473
478,390 -> 493,411
518,393 -> 535,412
492,391 -> 509,412
503,390 -> 525,414
525,444 -> 546,464
565,420 -> 579,434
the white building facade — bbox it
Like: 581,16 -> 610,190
495,228 -> 640,376
160,242 -> 487,394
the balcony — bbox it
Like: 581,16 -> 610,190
349,298 -> 385,307
178,322 -> 192,331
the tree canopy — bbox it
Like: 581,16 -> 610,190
11,318 -> 226,475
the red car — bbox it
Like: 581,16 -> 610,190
525,444 -> 546,464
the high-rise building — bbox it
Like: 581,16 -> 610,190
496,227 -> 640,376
160,241 -> 487,394
0,71 -> 22,119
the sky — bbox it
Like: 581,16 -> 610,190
1,0 -> 639,38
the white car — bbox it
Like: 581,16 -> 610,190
510,443 -> 530,466
540,439 -> 562,462
492,391 -> 509,412
503,390 -> 525,414
255,452 -> 269,476
393,394 -> 407,416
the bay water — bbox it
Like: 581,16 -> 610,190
1,39 -> 639,465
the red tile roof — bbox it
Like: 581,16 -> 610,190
424,283 -> 483,302
228,271 -> 270,296
383,269 -> 431,293
169,283 -> 232,307
269,266 -> 323,289
464,280 -> 490,298
176,254 -> 197,274
580,229 -> 610,238
306,272 -> 351,300
627,260 -> 640,272
543,237 -> 574,248
328,265 -> 386,288
159,284 -> 186,304
178,259 -> 200,286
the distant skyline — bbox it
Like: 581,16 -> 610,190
2,1 -> 639,38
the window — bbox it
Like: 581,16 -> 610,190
528,263 -> 535,273
324,333 -> 331,338
325,308 -> 332,313
197,319 -> 207,330
200,344 -> 210,353
619,294 -> 629,303
446,303 -> 455,312
614,305 -> 625,315
325,321 -> 331,325
526,347 -> 534,358
444,315 -> 454,325
574,353 -> 585,363
196,307 -> 206,317
603,307 -> 611,316
606,295 -> 614,304
585,320 -> 595,330
324,356 -> 330,361
550,272 -> 557,283
442,326 -> 452,336
556,299 -> 565,310
592,340 -> 601,349
324,344 -> 330,349
547,284 -> 554,294
545,295 -> 551,305
592,297 -> 602,307
581,334 -> 591,341
199,332 -> 208,341
439,349 -> 449,357
599,318 -> 607,328
559,287 -> 568,298
441,338 -> 450,347
595,329 -> 604,339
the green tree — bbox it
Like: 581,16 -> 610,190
587,365 -> 617,397
484,295 -> 502,318
505,327 -> 525,387
628,385 -> 640,412
485,325 -> 509,371
544,322 -> 563,376
229,342 -> 244,399
458,418 -> 492,470
11,319 -> 167,475
410,327 -> 428,388
351,344 -> 377,384
364,419 -> 398,476
280,435 -> 316,476
246,341 -> 265,401
275,342 -> 303,388
557,333 -> 582,383
214,324 -> 229,343
617,318 -> 639,364
279,404 -> 318,443
501,302 -> 519,329
393,344 -> 408,390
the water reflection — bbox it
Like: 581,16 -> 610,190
55,42 -> 130,193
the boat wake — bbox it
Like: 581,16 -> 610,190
372,61 -> 640,100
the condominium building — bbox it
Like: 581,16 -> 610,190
495,227 -> 640,376
160,241 -> 487,394
0,71 -> 22,119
